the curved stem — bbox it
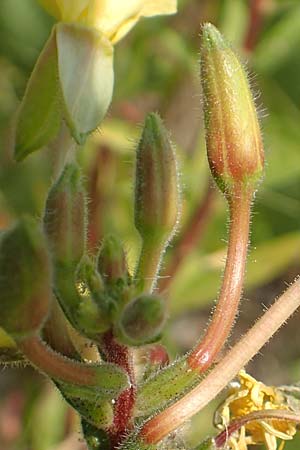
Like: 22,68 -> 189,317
188,187 -> 252,371
140,277 -> 300,444
214,409 -> 300,448
19,334 -> 102,386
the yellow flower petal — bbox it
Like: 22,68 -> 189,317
37,0 -> 177,43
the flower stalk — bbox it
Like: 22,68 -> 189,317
139,277 -> 300,444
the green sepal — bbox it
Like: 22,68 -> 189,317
135,357 -> 200,418
0,217 -> 52,339
56,23 -> 114,144
15,28 -> 62,161
58,383 -> 114,428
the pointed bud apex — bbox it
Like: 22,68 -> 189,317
134,113 -> 179,242
44,163 -> 87,269
201,23 -> 264,194
97,235 -> 129,287
0,218 -> 51,338
116,295 -> 166,346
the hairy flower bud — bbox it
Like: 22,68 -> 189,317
135,113 -> 179,241
116,295 -> 166,346
200,23 -> 264,194
97,235 -> 129,287
0,218 -> 51,338
44,163 -> 87,269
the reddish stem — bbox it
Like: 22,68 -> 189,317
188,187 -> 252,372
214,409 -> 300,448
19,335 -> 102,386
101,331 -> 136,449
139,278 -> 300,444
158,182 -> 215,292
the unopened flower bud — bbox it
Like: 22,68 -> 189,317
201,23 -> 264,194
97,235 -> 129,287
44,163 -> 87,269
134,113 -> 179,242
0,218 -> 51,338
116,295 -> 166,346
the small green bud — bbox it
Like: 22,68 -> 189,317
97,235 -> 129,287
116,295 -> 166,346
0,218 -> 51,338
134,113 -> 179,241
75,257 -> 112,334
200,23 -> 264,194
44,162 -> 87,269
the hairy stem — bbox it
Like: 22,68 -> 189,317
135,238 -> 166,293
140,277 -> 300,444
214,409 -> 300,448
102,331 -> 136,449
19,334 -> 105,386
188,187 -> 252,371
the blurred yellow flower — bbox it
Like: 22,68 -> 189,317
214,370 -> 297,450
38,0 -> 177,43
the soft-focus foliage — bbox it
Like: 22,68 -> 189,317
0,1 -> 300,449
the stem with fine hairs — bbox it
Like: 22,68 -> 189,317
139,277 -> 300,444
19,334 -> 105,386
214,409 -> 300,448
188,186 -> 252,372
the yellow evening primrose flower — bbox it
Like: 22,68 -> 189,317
214,370 -> 297,450
38,0 -> 177,43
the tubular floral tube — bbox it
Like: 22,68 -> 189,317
188,23 -> 264,372
138,277 -> 300,444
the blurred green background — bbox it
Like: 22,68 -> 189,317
0,0 -> 300,449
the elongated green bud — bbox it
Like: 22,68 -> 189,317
44,162 -> 86,268
116,295 -> 166,346
135,113 -> 179,241
0,218 -> 51,338
134,113 -> 180,292
201,23 -> 264,194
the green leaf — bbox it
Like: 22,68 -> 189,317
56,23 -> 114,144
15,28 -> 62,161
